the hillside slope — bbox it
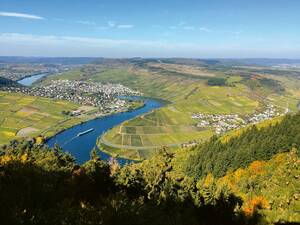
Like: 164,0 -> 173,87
197,150 -> 300,223
1,138 -> 299,224
186,113 -> 300,178
0,77 -> 20,87
41,62 -> 300,160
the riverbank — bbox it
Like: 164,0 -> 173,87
43,98 -> 146,143
46,96 -> 165,165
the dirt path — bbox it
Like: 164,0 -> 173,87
17,127 -> 39,137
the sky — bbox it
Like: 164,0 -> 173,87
0,0 -> 299,58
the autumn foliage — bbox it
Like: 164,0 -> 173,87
242,196 -> 270,217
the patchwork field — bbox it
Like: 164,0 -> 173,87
0,91 -> 85,145
98,82 -> 261,159
42,62 -> 300,160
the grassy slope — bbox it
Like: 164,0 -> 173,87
0,91 -> 87,145
42,63 -> 300,160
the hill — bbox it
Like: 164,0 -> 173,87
0,136 -> 298,224
0,140 -> 254,225
186,113 -> 300,178
0,56 -> 99,64
40,61 -> 300,160
0,77 -> 20,87
197,150 -> 300,223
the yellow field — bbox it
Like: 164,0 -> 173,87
0,91 -> 85,145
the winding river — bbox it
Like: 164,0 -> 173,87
17,73 -> 165,165
46,96 -> 165,165
17,73 -> 48,86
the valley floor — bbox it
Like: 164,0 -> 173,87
39,61 -> 300,160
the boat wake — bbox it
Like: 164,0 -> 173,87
60,128 -> 94,147
60,136 -> 78,147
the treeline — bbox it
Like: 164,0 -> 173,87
197,150 -> 300,223
207,77 -> 227,86
0,140 -> 263,225
186,113 -> 300,179
0,77 -> 20,87
242,77 -> 284,93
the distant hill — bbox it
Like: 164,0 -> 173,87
126,58 -> 300,67
1,56 -> 299,67
215,58 -> 300,66
0,56 -> 99,65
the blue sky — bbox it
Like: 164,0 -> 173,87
0,0 -> 299,58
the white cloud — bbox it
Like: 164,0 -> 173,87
0,12 -> 44,20
183,26 -> 195,30
117,24 -> 134,29
199,27 -> 213,32
108,21 -> 116,28
0,32 -> 298,58
76,20 -> 96,25
167,22 -> 213,33
0,33 -> 163,47
0,32 -> 213,57
105,21 -> 134,29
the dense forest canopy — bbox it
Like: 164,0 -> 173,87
0,77 -> 20,87
0,109 -> 299,225
0,140 -> 260,225
207,77 -> 227,86
186,113 -> 300,178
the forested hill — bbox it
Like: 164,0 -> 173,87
0,116 -> 299,224
186,113 -> 300,179
0,140 -> 265,225
0,77 -> 20,87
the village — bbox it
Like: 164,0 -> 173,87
192,105 -> 285,134
0,63 -> 75,81
2,79 -> 142,115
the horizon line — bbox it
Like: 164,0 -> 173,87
0,56 -> 300,60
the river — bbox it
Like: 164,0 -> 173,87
17,73 -> 48,86
17,73 -> 165,165
46,96 -> 165,165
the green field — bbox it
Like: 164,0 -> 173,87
0,91 -> 87,145
98,82 -> 260,159
41,62 -> 300,160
